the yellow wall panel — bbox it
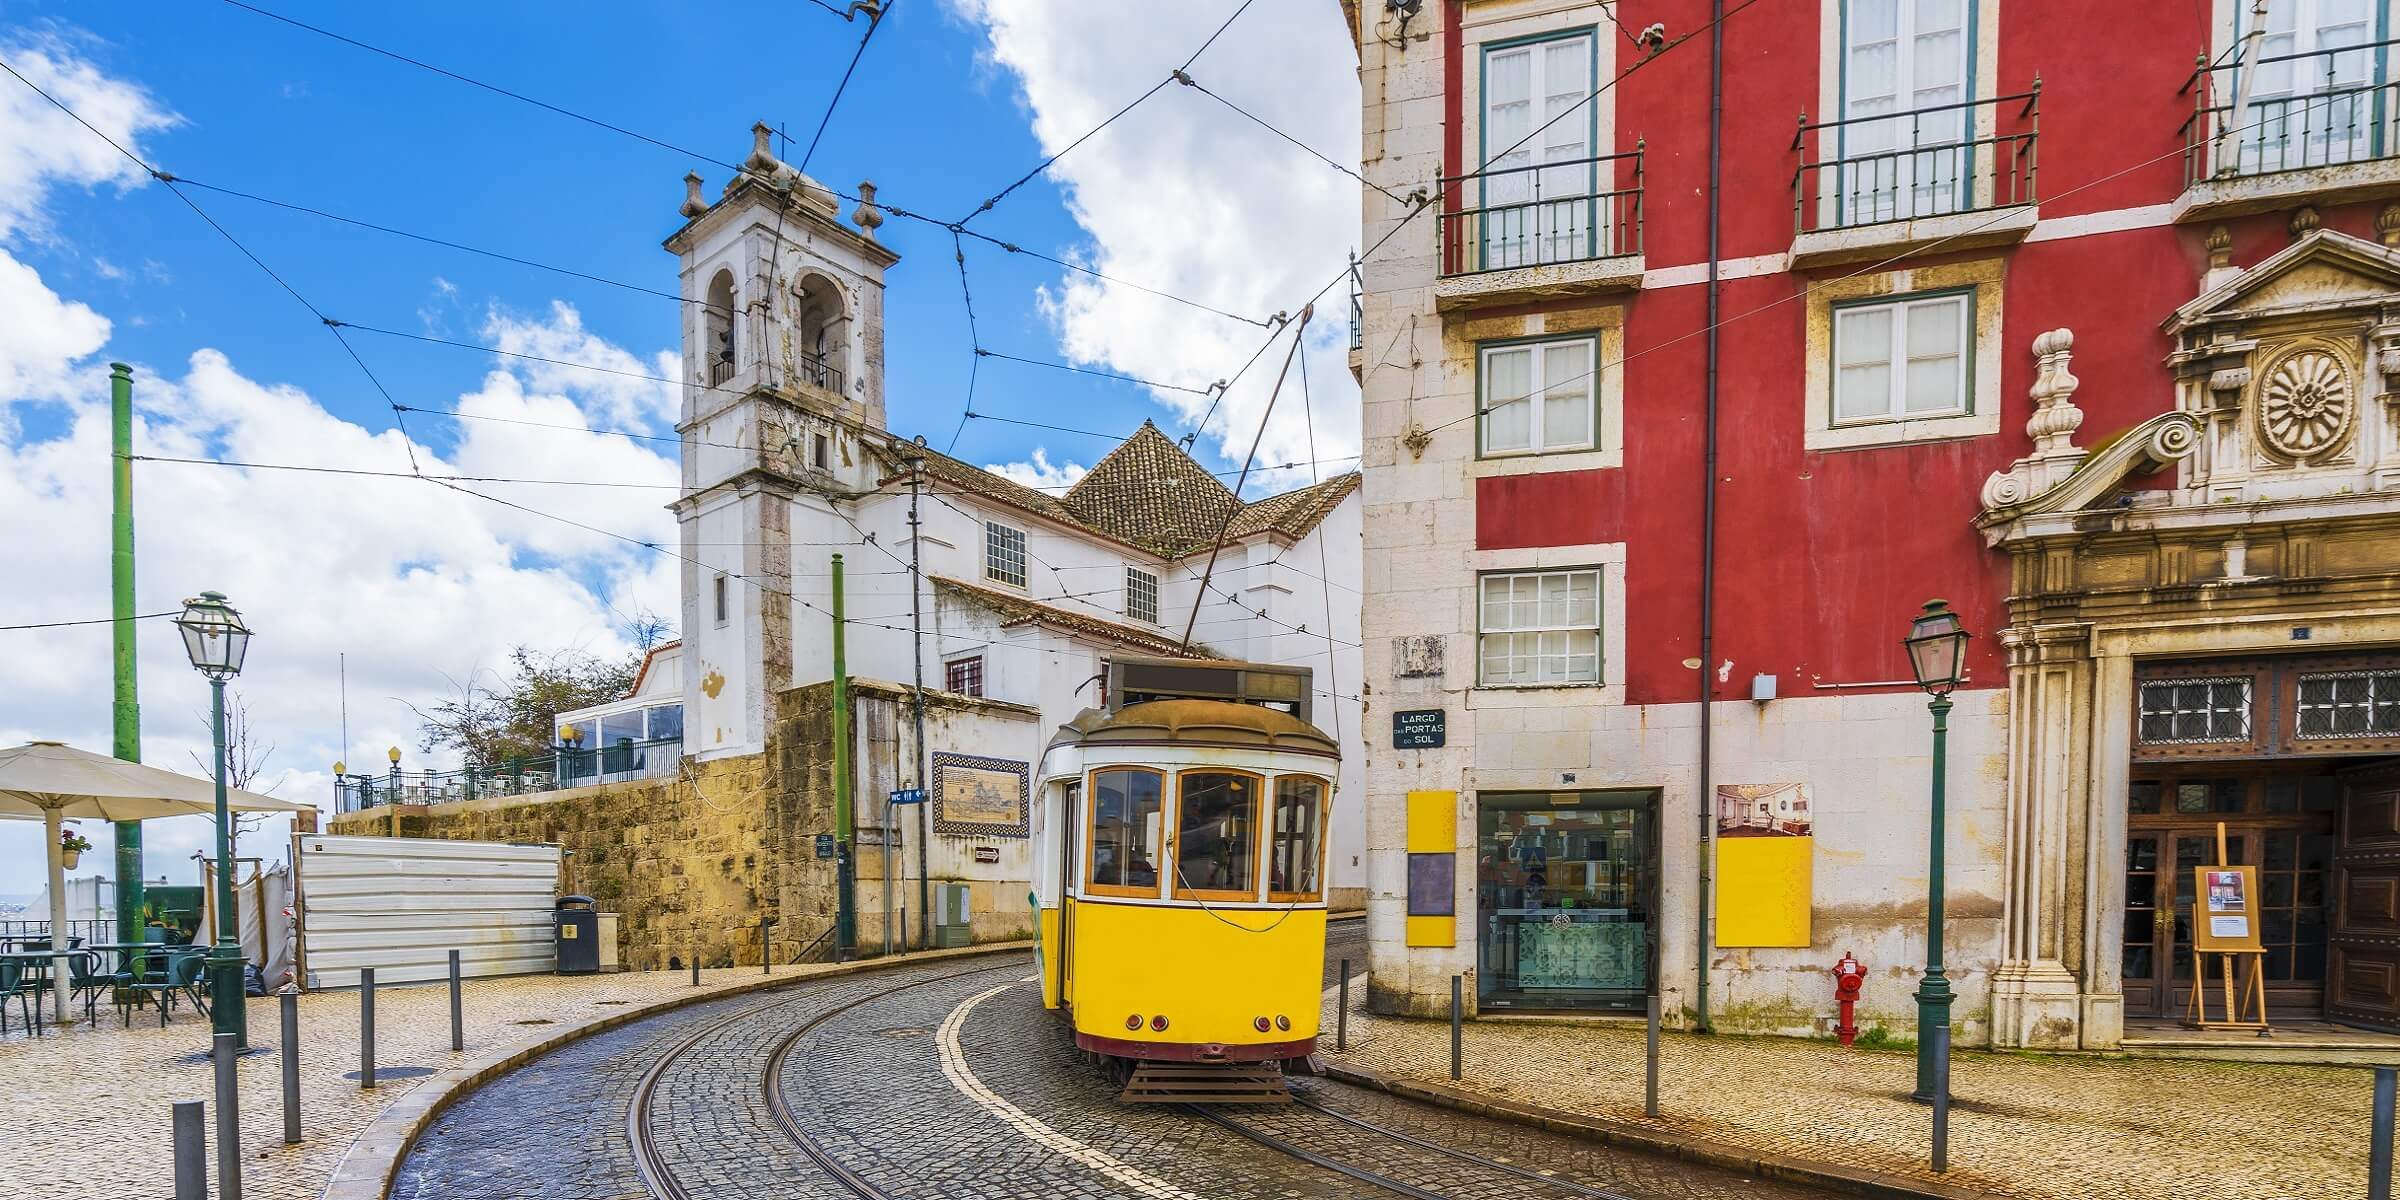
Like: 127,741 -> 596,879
1405,915 -> 1456,947
1715,836 -> 1813,948
1406,790 -> 1455,853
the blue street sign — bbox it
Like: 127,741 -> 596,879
889,788 -> 927,806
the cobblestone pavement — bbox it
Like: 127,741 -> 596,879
401,921 -> 1828,1199
1323,969 -> 2381,1200
0,954 -> 998,1200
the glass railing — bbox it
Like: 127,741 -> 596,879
333,737 -> 681,811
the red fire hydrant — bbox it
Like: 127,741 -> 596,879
1833,952 -> 1865,1047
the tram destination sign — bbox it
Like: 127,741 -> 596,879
1392,708 -> 1446,749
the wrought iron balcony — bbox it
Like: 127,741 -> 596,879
2181,38 -> 2400,188
1792,84 -> 2040,235
1438,146 -> 1645,278
794,350 -> 844,395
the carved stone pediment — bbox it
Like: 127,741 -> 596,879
2162,228 -> 2400,505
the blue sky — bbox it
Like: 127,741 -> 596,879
7,0 -> 1283,468
0,0 -> 1364,891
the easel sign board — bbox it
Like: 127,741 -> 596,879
2191,864 -> 2263,953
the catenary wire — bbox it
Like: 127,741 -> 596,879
0,55 -> 430,477
0,611 -> 180,633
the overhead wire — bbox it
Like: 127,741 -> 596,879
0,55 -> 429,477
0,611 -> 180,633
131,454 -> 680,489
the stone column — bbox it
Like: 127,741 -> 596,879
2077,650 -> 2135,1050
1988,622 -> 2093,1048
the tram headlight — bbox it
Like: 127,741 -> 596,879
1275,1015 -> 1291,1032
1126,1013 -> 1143,1031
1253,1016 -> 1272,1033
1150,1015 -> 1169,1032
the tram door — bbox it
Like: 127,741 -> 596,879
1060,780 -> 1080,1009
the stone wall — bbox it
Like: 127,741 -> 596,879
326,677 -> 1044,968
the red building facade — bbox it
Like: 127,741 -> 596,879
1348,0 -> 2400,1048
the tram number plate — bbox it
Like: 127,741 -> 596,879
1392,708 -> 1446,749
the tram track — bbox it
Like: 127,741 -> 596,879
1187,1088 -> 1638,1200
624,961 -> 1018,1200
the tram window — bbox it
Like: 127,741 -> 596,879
1270,776 -> 1326,899
1088,769 -> 1163,895
1175,772 -> 1260,900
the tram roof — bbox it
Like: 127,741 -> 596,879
1047,699 -> 1338,757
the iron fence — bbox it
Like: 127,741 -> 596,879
0,918 -> 118,944
2182,38 -> 2400,187
795,351 -> 843,395
1439,146 -> 1644,276
334,736 -> 682,812
1793,84 -> 2040,234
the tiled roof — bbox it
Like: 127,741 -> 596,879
885,421 -> 1354,559
1222,472 -> 1360,541
931,575 -> 1210,658
1057,422 -> 1242,556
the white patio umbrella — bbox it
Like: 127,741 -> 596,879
1,740 -> 315,1020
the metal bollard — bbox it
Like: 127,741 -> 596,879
1450,974 -> 1463,1082
762,921 -> 771,975
173,1099 -> 208,1200
2373,1065 -> 2396,1200
279,991 -> 301,1145
359,967 -> 376,1090
1645,992 -> 1661,1119
1929,1023 -> 1951,1173
690,954 -> 700,987
213,1031 -> 244,1200
1336,959 -> 1350,1052
449,949 -> 464,1053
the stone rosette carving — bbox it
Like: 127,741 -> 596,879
2255,344 -> 2356,460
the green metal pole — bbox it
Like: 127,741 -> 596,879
831,554 -> 856,956
209,677 -> 247,1048
1914,694 -> 1954,1103
110,362 -> 145,944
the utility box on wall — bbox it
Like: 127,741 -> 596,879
933,882 -> 973,948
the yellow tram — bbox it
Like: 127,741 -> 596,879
1033,656 -> 1336,1081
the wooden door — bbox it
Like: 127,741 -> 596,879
2329,771 -> 2400,1031
2122,832 -> 2173,1015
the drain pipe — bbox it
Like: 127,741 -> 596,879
1694,0 -> 1726,1036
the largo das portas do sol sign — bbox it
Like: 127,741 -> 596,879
1392,708 -> 1445,749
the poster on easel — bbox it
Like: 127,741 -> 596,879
2190,864 -> 2262,953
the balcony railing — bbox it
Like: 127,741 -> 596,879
1347,251 -> 1363,352
2181,38 -> 2400,187
1439,146 -> 1644,276
1793,84 -> 2040,234
334,737 -> 681,812
794,351 -> 844,395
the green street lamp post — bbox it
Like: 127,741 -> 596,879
1904,599 -> 1970,1105
176,591 -> 253,1049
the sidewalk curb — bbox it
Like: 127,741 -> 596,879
1318,1061 -> 2002,1200
317,941 -> 1031,1200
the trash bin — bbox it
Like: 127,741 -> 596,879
554,895 -> 599,975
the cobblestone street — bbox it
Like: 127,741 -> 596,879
1321,970 -> 2382,1200
395,923 -> 1824,1199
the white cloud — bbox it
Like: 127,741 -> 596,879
983,446 -> 1085,490
0,37 -> 683,893
948,0 -> 1362,492
0,30 -> 177,242
484,301 -> 681,430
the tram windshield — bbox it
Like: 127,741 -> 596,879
1174,772 -> 1259,898
1270,776 -> 1325,899
1089,769 -> 1163,894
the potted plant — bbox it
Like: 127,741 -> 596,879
59,827 -> 93,870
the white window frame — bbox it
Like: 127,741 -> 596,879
1124,566 -> 1160,625
1476,568 -> 1603,688
1830,289 -> 1972,428
984,521 -> 1027,588
1479,335 -> 1600,458
1478,30 -> 1601,270
713,573 -> 730,627
1836,0 -> 1974,223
